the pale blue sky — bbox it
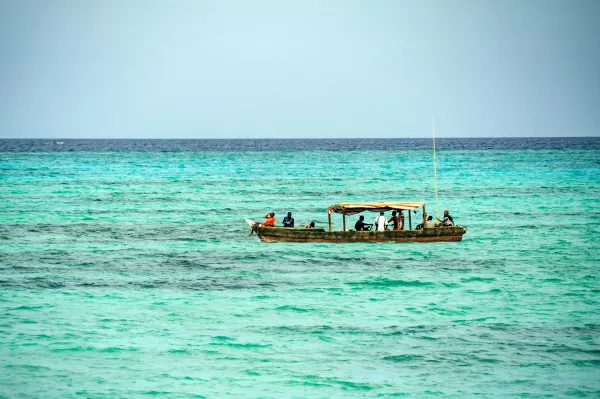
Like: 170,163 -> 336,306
1,0 -> 598,138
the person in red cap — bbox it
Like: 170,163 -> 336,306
441,209 -> 454,226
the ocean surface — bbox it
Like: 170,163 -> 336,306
0,138 -> 599,398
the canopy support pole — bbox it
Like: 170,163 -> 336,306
328,212 -> 332,232
342,214 -> 346,231
408,210 -> 412,231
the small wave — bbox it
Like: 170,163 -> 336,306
5,364 -> 51,371
99,347 -> 138,353
51,346 -> 93,352
384,354 -> 425,362
546,345 -> 600,355
451,317 -> 496,324
466,288 -> 502,295
211,335 -> 234,341
267,325 -> 333,334
275,305 -> 314,313
209,342 -> 271,349
573,359 -> 600,366
347,278 -> 434,288
77,282 -> 110,287
473,356 -> 503,364
11,305 -> 44,311
34,280 -> 66,289
167,349 -> 189,354
460,277 -> 496,283
291,375 -> 374,390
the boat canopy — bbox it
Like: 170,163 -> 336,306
327,202 -> 425,215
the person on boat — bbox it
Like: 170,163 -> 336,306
262,212 -> 276,227
354,215 -> 372,231
282,212 -> 295,228
388,211 -> 400,230
304,221 -> 315,229
424,215 -> 436,228
399,210 -> 405,230
441,210 -> 454,226
374,212 -> 387,231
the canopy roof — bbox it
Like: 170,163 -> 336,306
327,202 -> 425,215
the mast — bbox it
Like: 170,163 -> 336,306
432,116 -> 439,220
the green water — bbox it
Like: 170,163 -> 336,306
1,144 -> 599,398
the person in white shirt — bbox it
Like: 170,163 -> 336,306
424,215 -> 436,228
374,212 -> 387,231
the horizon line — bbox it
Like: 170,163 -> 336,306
1,136 -> 599,140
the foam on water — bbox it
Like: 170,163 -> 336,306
0,139 -> 599,398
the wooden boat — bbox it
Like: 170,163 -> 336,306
248,119 -> 467,243
247,202 -> 467,243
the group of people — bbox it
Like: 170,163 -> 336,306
355,209 -> 455,231
260,209 -> 455,231
354,210 -> 405,231
417,210 -> 454,229
261,212 -> 315,229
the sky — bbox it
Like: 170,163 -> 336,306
0,0 -> 598,138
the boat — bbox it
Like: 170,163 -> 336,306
54,141 -> 64,145
246,202 -> 467,243
247,118 -> 466,243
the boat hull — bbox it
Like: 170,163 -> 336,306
251,224 -> 467,243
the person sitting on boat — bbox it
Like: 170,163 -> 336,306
375,212 -> 387,231
262,212 -> 276,227
282,212 -> 295,228
441,210 -> 454,226
304,221 -> 315,229
388,211 -> 400,230
424,215 -> 436,228
354,215 -> 372,231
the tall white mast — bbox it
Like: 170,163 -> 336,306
432,116 -> 439,220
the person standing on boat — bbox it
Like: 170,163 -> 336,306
283,212 -> 295,228
375,212 -> 387,231
441,210 -> 454,226
388,211 -> 400,230
262,212 -> 276,227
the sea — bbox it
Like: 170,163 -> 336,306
0,138 -> 599,398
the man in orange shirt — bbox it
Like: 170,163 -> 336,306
262,212 -> 276,227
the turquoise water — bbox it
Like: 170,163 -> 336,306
1,140 -> 599,398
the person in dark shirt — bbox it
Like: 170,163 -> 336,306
354,215 -> 372,231
282,212 -> 295,228
442,209 -> 454,226
388,211 -> 400,230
